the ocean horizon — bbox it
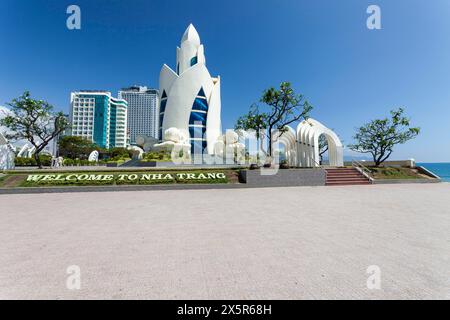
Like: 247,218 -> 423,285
417,163 -> 450,182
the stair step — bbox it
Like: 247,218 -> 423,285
325,168 -> 371,186
327,177 -> 369,181
327,173 -> 361,178
326,182 -> 371,186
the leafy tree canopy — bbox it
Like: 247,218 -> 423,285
348,108 -> 420,166
235,82 -> 313,158
58,136 -> 98,159
0,91 -> 69,168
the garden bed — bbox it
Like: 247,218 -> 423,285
368,167 -> 430,180
0,169 -> 241,189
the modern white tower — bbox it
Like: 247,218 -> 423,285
159,24 -> 222,154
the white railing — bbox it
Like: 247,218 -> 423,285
352,160 -> 374,183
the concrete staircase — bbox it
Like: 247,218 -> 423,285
325,168 -> 371,186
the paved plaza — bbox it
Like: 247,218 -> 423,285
0,183 -> 449,299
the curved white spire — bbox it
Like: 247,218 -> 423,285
181,24 -> 201,46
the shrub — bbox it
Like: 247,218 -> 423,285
280,160 -> 290,169
142,150 -> 171,162
15,155 -> 51,167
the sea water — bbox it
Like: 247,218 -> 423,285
418,163 -> 450,182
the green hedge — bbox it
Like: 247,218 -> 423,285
15,155 -> 52,167
142,151 -> 172,162
63,159 -> 102,166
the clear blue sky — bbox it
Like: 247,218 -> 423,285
1,0 -> 449,162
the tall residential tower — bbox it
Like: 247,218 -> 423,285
118,86 -> 159,144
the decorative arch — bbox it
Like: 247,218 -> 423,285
238,118 -> 343,168
273,126 -> 297,166
295,118 -> 343,167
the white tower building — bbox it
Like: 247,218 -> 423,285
159,24 -> 222,154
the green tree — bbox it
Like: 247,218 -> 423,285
58,136 -> 97,159
235,104 -> 269,155
0,91 -> 69,169
318,129 -> 341,165
236,82 -> 312,159
348,108 -> 420,167
262,82 -> 312,157
318,135 -> 328,165
108,147 -> 132,160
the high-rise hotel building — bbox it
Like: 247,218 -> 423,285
69,91 -> 128,149
118,86 -> 159,144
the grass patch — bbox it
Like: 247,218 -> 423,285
369,167 -> 424,180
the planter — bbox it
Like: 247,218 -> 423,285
106,163 -> 119,167
240,168 -> 326,187
138,161 -> 157,167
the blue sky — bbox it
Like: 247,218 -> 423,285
1,0 -> 450,162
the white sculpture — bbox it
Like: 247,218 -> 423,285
154,128 -> 191,162
88,150 -> 99,162
17,143 -> 36,158
159,24 -> 222,155
214,130 -> 246,163
0,132 -> 15,170
128,146 -> 144,160
135,135 -> 158,152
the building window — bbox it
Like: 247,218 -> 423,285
190,112 -> 207,126
197,88 -> 206,98
190,56 -> 198,66
188,88 -> 209,153
191,97 -> 208,112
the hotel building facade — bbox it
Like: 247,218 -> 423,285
118,86 -> 159,144
69,91 -> 128,149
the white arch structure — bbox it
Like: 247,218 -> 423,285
274,118 -> 343,168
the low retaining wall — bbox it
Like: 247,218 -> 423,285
240,169 -> 326,187
344,160 -> 416,168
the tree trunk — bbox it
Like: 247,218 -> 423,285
34,152 -> 42,169
372,154 -> 380,167
267,127 -> 273,159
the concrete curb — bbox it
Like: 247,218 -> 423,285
373,178 -> 441,184
0,183 -> 331,195
0,183 -> 247,195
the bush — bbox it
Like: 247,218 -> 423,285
15,155 -> 52,167
280,160 -> 290,169
108,147 -> 133,159
142,150 -> 171,162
